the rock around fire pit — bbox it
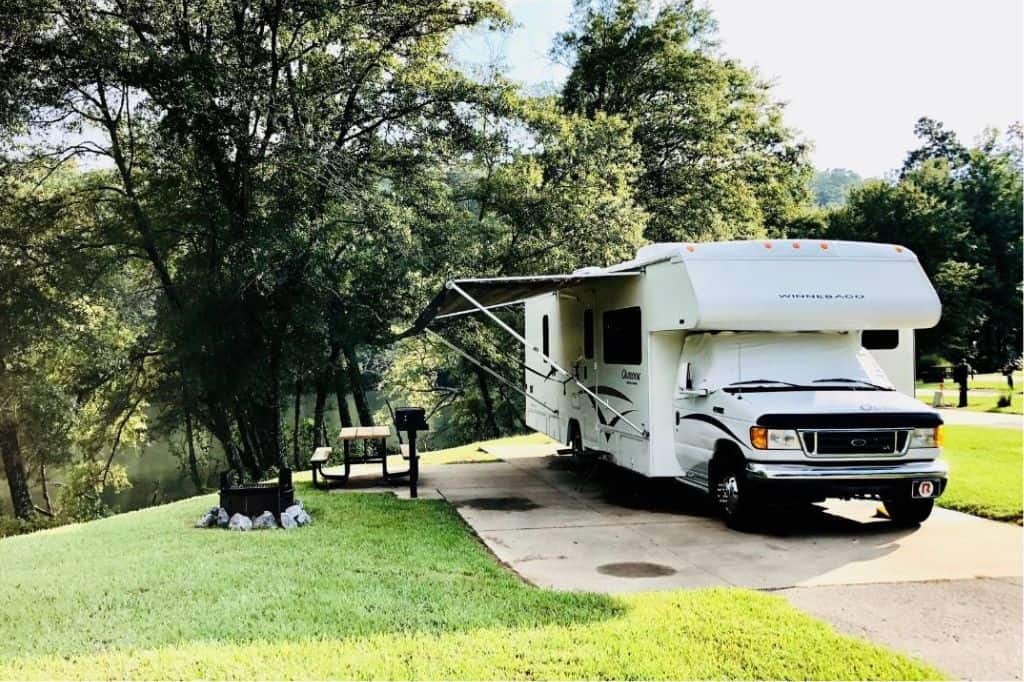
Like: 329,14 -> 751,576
195,468 -> 311,530
195,501 -> 311,531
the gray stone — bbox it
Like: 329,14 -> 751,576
194,509 -> 217,528
294,509 -> 312,526
228,513 -> 252,531
252,510 -> 278,530
216,507 -> 230,528
283,504 -> 302,519
280,511 -> 298,530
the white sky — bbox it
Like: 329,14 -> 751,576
453,0 -> 1024,178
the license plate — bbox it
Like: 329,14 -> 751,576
912,479 -> 938,498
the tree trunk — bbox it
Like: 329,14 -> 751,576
335,371 -> 353,428
0,418 -> 34,520
234,412 -> 263,479
39,461 -> 54,515
184,410 -> 204,492
268,337 -> 283,469
207,402 -> 246,476
474,366 -> 500,438
343,345 -> 373,426
292,378 -> 302,469
312,342 -> 341,446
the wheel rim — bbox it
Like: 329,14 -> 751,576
717,475 -> 740,515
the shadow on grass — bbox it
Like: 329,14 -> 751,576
0,481 -> 623,663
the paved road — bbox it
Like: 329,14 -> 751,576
937,408 -> 1022,429
782,578 -> 1022,681
336,452 -> 1023,679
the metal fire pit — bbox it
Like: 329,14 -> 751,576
219,468 -> 294,517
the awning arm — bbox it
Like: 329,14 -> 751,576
446,281 -> 648,438
426,330 -> 558,415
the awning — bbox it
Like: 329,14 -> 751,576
403,272 -> 641,337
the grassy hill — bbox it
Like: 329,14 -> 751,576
0,467 -> 940,680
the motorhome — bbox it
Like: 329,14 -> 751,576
417,240 -> 947,529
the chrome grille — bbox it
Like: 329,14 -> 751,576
800,429 -> 909,456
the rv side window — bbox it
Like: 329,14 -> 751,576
602,307 -> 642,365
862,329 -> 899,350
583,309 -> 594,359
542,315 -> 550,358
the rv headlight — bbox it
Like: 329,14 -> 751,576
910,426 -> 943,449
750,427 -> 801,450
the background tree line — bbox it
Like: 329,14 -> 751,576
0,0 -> 1019,527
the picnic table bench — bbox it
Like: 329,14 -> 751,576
310,425 -> 412,489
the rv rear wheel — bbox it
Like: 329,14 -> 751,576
568,424 -> 585,472
882,497 -> 934,526
713,459 -> 757,530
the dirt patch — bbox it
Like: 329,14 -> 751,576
596,562 -> 677,578
457,496 -> 541,512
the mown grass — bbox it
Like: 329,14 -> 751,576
0,479 -> 940,680
422,431 -> 554,464
939,425 -> 1022,523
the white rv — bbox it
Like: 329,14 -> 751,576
418,240 -> 947,528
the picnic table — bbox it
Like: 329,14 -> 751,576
310,426 -> 412,489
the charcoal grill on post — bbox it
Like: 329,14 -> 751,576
395,407 -> 429,498
219,467 -> 295,517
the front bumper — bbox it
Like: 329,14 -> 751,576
744,459 -> 948,500
746,459 -> 948,481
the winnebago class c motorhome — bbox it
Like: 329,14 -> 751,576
417,240 -> 947,529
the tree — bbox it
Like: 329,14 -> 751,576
811,169 -> 863,207
555,0 -> 811,242
4,0 -> 509,476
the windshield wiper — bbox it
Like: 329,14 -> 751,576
813,378 -> 893,391
728,379 -> 802,387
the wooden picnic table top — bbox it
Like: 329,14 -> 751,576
338,426 -> 390,441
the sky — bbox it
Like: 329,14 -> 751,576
451,0 -> 1024,178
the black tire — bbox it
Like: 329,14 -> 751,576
883,497 -> 934,526
568,424 -> 585,474
712,456 -> 758,530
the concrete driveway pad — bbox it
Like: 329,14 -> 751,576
335,452 -> 1022,679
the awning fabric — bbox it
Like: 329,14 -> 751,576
403,272 -> 640,337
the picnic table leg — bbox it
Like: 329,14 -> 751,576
409,431 -> 418,499
380,437 -> 389,479
343,440 -> 351,480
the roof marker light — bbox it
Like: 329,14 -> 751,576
763,241 -> 773,249
792,242 -> 801,249
686,244 -> 696,253
895,246 -> 904,253
820,242 -> 829,250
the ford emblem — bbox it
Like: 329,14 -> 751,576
859,404 -> 875,411
850,438 -> 867,447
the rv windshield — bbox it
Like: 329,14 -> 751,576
682,332 -> 894,392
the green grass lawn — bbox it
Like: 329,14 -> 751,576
0,477 -> 940,680
916,387 -> 1023,415
939,425 -> 1023,523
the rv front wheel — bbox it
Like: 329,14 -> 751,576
712,459 -> 757,530
882,497 -> 934,526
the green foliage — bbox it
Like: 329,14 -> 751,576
557,0 -> 812,241
811,168 -> 864,206
58,460 -> 132,522
0,479 -> 940,680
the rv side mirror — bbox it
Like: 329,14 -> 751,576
676,362 -> 692,394
676,362 -> 710,398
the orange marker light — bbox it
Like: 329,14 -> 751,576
820,242 -> 829,250
935,425 -> 944,448
763,241 -> 773,249
792,242 -> 801,249
895,246 -> 904,253
686,244 -> 696,252
750,427 -> 768,450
